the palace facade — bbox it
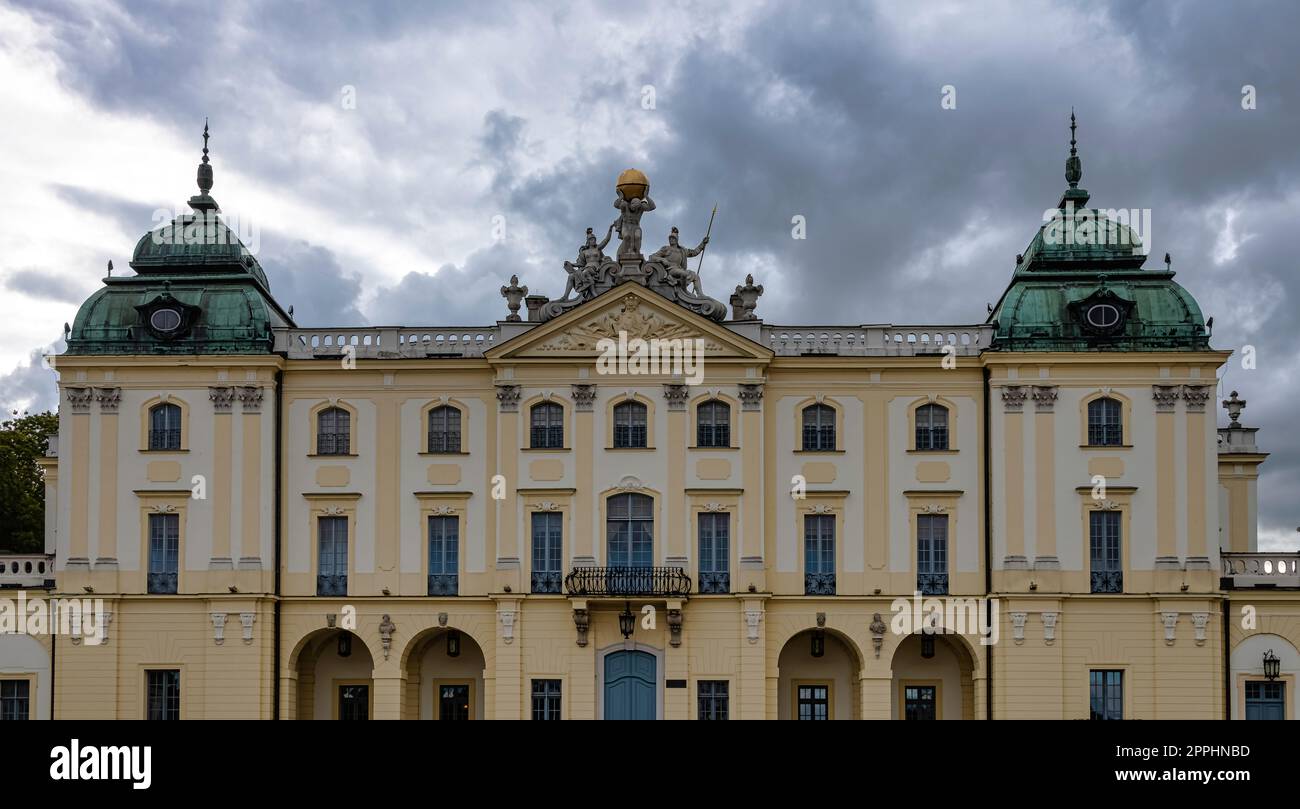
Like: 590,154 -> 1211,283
1,124 -> 1295,721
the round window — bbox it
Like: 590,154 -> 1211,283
150,308 -> 183,332
1085,303 -> 1121,330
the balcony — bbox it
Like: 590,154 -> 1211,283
1221,553 -> 1300,589
564,566 -> 692,598
0,554 -> 54,589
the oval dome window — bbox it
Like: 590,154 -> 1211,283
1085,303 -> 1121,330
150,308 -> 183,332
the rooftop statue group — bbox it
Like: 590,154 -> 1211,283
538,170 -> 735,322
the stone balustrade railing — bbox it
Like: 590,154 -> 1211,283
276,327 -> 500,359
1221,552 -> 1300,588
762,324 -> 992,356
0,554 -> 55,589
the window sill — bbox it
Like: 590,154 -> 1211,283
689,445 -> 738,451
606,446 -> 656,451
1079,444 -> 1133,450
907,449 -> 958,455
418,451 -> 470,456
794,449 -> 844,454
308,453 -> 359,458
522,447 -> 571,452
139,448 -> 189,454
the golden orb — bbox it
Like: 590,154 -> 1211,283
616,168 -> 649,200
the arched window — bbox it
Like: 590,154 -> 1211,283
428,405 -> 461,453
317,407 -> 351,455
613,401 -> 648,448
607,493 -> 653,568
696,400 -> 730,448
915,404 -> 949,451
801,404 -> 835,451
148,403 -> 182,450
530,402 -> 564,449
1087,397 -> 1123,446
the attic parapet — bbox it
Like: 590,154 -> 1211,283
762,324 -> 992,356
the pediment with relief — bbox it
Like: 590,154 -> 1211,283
538,294 -> 725,354
490,286 -> 769,360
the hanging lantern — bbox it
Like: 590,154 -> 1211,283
920,632 -> 935,659
337,632 -> 352,658
811,629 -> 825,658
1264,649 -> 1280,681
619,602 -> 636,639
447,630 -> 462,658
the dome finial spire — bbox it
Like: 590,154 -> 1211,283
1065,108 -> 1082,189
190,118 -> 218,211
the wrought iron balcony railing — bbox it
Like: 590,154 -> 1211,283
564,566 -> 692,597
1090,569 -> 1123,594
148,571 -> 178,595
427,573 -> 458,596
917,572 -> 948,596
804,572 -> 836,595
531,571 -> 563,594
697,572 -> 730,594
317,573 -> 347,597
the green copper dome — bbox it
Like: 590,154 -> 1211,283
64,122 -> 293,356
988,115 -> 1210,352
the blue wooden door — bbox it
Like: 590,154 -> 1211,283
604,650 -> 656,720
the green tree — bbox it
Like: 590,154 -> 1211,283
0,410 -> 58,553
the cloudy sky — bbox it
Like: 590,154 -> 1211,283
1,0 -> 1296,547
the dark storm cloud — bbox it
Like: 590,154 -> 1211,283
259,239 -> 369,327
3,268 -> 86,304
0,341 -> 64,415
6,1 -> 1299,540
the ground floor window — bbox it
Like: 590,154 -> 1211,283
0,680 -> 30,720
697,680 -> 728,720
1245,681 -> 1286,720
532,679 -> 561,720
146,669 -> 180,720
796,682 -> 830,720
903,684 -> 937,720
338,683 -> 369,720
1089,669 -> 1123,720
438,683 -> 472,720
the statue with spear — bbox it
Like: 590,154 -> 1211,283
646,204 -> 716,296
